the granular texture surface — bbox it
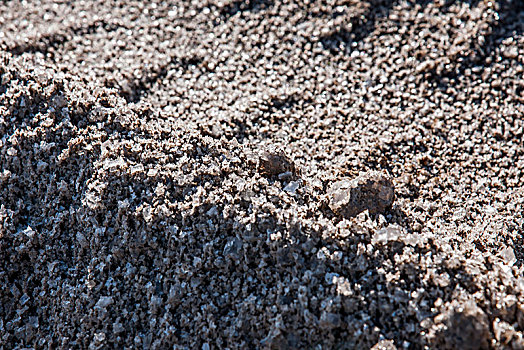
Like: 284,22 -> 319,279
1,1 -> 524,349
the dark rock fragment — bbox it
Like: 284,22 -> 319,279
327,171 -> 395,218
431,301 -> 491,350
258,151 -> 296,178
444,302 -> 490,350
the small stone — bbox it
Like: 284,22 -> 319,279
443,301 -> 490,350
6,147 -> 17,156
503,47 -> 519,59
327,171 -> 395,218
147,168 -> 158,177
95,296 -> 114,309
335,277 -> 352,297
19,294 -> 30,306
372,225 -> 402,244
10,285 -> 21,298
278,171 -> 293,180
130,164 -> 144,175
206,206 -> 218,216
258,151 -> 295,178
23,226 -> 36,239
94,332 -> 106,343
283,180 -> 300,194
499,247 -> 516,266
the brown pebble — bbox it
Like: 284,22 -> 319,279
258,151 -> 296,178
327,170 -> 395,218
443,301 -> 491,350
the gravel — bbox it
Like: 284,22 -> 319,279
1,0 -> 524,349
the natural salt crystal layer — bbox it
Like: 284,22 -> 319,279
2,2 -> 524,349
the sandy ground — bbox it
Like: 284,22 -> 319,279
1,0 -> 524,349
